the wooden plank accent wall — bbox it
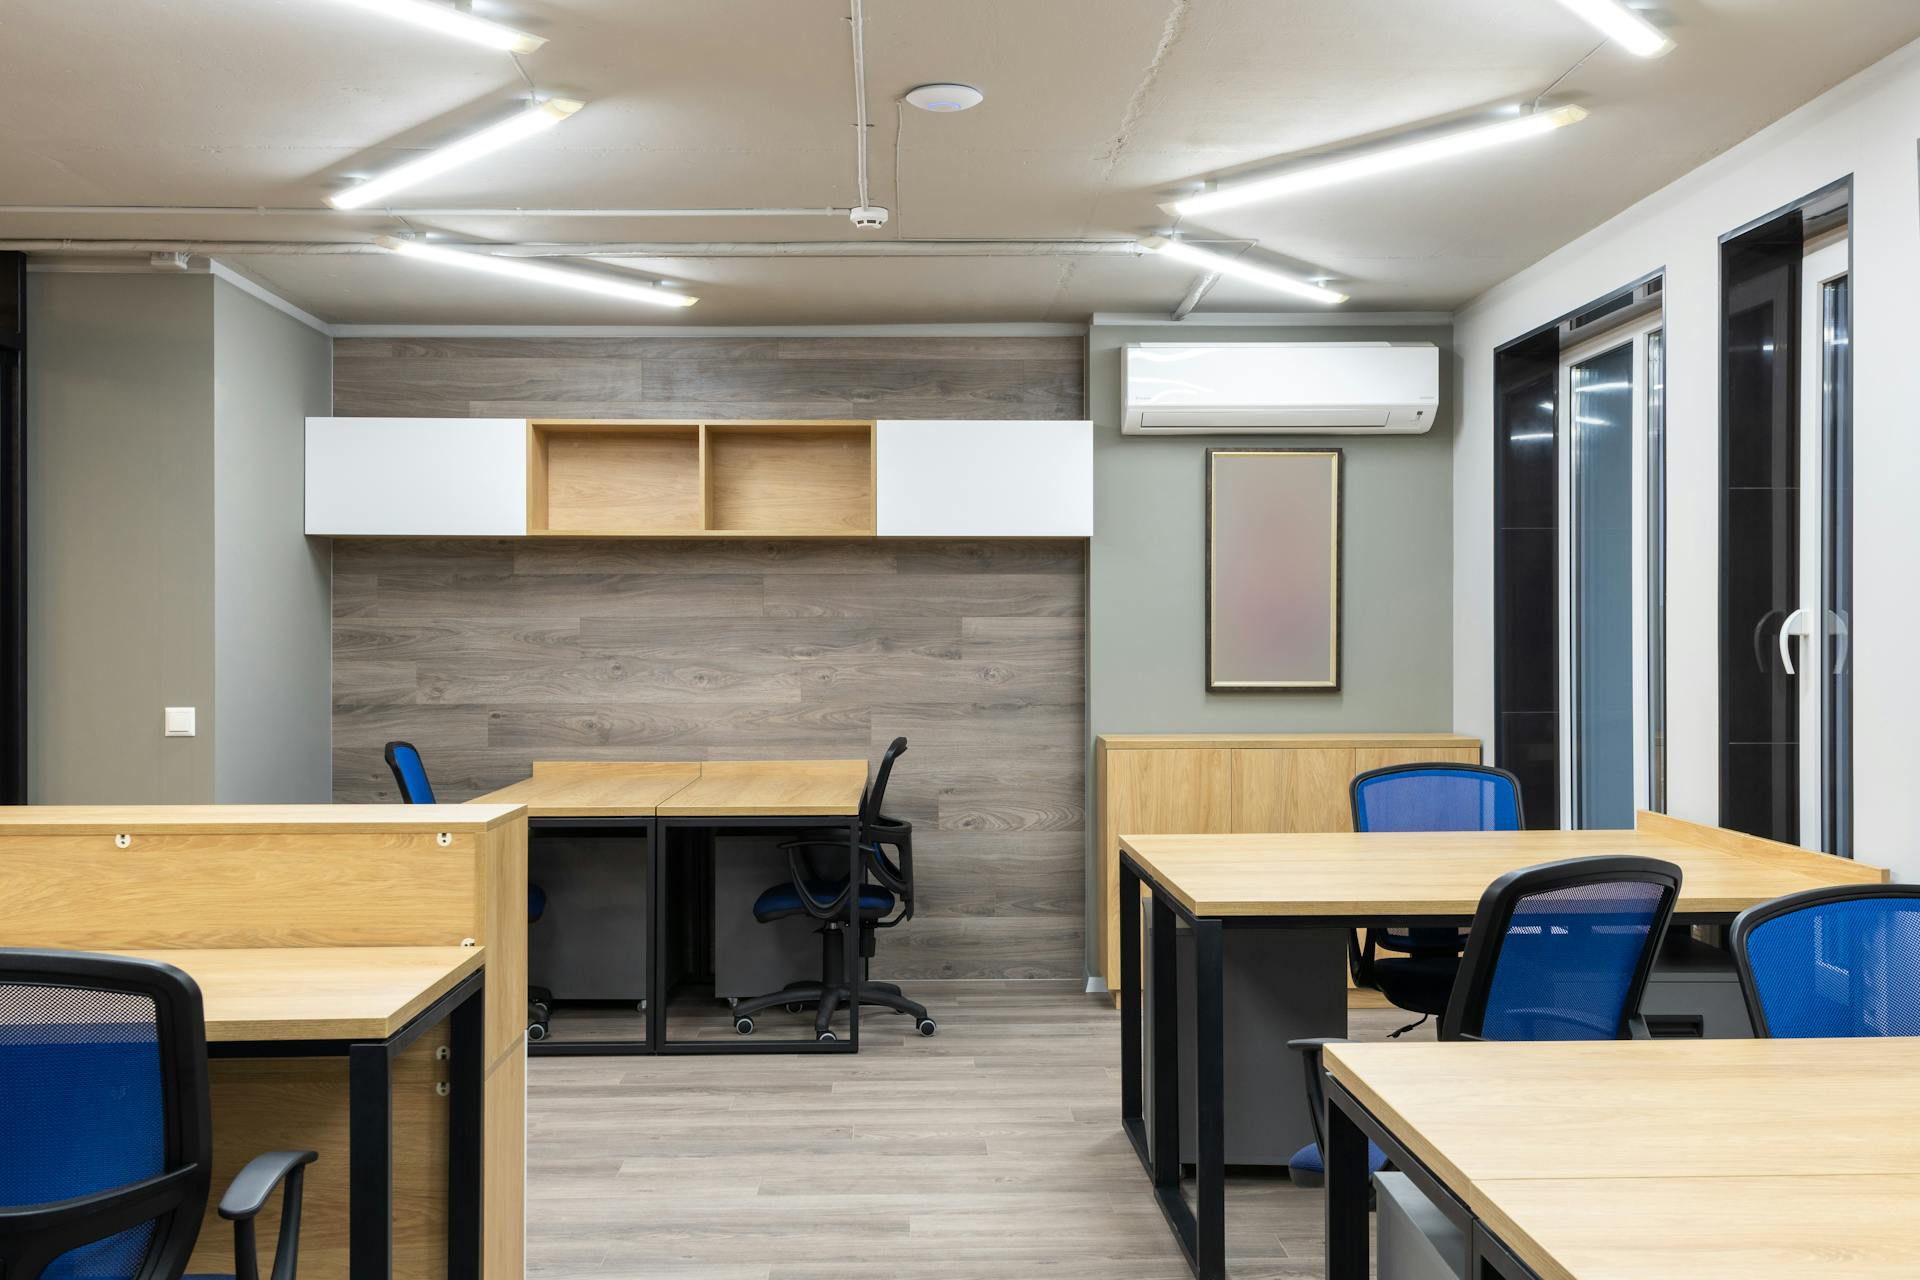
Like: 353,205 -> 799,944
330,335 -> 1088,980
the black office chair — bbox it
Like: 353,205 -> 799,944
0,949 -> 316,1280
1731,883 -> 1920,1037
1347,763 -> 1526,1038
1285,855 -> 1681,1187
733,737 -> 936,1041
386,742 -> 554,1041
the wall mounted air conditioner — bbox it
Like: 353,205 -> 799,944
1121,341 -> 1439,434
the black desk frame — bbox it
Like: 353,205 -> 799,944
209,967 -> 486,1280
1118,847 -> 1735,1280
528,812 -> 864,1057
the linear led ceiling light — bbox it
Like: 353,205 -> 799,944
1167,104 -> 1590,217
329,99 -> 583,210
374,236 -> 699,307
1552,0 -> 1675,58
324,0 -> 547,52
1140,238 -> 1347,306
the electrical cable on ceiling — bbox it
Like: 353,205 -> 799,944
848,0 -> 872,211
1535,39 -> 1608,110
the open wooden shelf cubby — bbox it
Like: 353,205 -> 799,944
527,420 -> 875,537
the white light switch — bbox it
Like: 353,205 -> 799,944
164,707 -> 196,737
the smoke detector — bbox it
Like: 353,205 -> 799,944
849,205 -> 890,229
905,83 -> 983,113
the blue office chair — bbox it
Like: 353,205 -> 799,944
1348,763 -> 1526,1038
1286,855 -> 1681,1186
385,742 -> 554,1040
0,949 -> 315,1280
1731,884 -> 1920,1038
733,738 -> 935,1041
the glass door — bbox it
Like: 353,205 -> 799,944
1558,317 -> 1664,828
1788,238 -> 1852,853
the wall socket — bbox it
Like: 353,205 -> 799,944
164,706 -> 196,737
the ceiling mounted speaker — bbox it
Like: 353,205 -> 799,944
904,83 -> 984,113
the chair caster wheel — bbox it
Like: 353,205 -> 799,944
734,1017 -> 754,1035
528,1022 -> 548,1041
917,1018 -> 938,1037
785,1002 -> 806,1015
530,1001 -> 550,1021
817,1030 -> 838,1042
636,1000 -> 647,1013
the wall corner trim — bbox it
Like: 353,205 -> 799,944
206,260 -> 333,336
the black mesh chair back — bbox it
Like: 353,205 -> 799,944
0,950 -> 212,1280
1441,856 -> 1681,1041
1731,884 -> 1920,1037
863,736 -> 908,829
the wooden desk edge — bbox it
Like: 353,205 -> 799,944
159,946 -> 489,1043
1095,732 -> 1481,751
0,803 -> 526,835
1634,810 -> 1891,884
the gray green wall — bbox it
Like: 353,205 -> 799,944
26,271 -> 331,803
212,278 -> 333,802
1085,318 -> 1456,969
28,273 -> 218,801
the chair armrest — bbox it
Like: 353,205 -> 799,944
218,1150 -> 316,1221
777,840 -> 855,920
220,1150 -> 317,1280
1285,1038 -> 1353,1158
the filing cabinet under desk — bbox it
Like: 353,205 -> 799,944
712,834 -> 824,1001
528,827 -> 650,1001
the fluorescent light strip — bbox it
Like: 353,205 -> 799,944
1552,0 -> 1675,58
324,0 -> 547,53
1140,238 -> 1347,306
375,236 -> 698,308
1169,105 -> 1589,217
329,99 -> 583,210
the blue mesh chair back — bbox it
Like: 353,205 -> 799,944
0,950 -> 211,1280
1441,856 -> 1681,1041
1731,885 -> 1920,1038
1351,763 -> 1525,834
1351,763 -> 1526,959
384,741 -> 435,804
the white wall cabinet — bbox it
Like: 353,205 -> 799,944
874,419 -> 1093,536
305,417 -> 528,536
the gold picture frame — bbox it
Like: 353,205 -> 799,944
1206,447 -> 1343,691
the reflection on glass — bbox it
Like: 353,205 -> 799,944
1573,344 -> 1636,829
1822,275 -> 1853,856
1647,331 -> 1667,813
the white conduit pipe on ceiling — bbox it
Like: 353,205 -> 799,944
0,239 -> 1154,258
0,206 -> 853,218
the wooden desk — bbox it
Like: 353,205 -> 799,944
470,758 -> 868,1054
1093,731 -> 1483,996
0,805 -> 529,1280
120,945 -> 486,1042
1321,1038 -> 1920,1280
655,759 -> 867,816
1113,812 -> 1891,1280
472,761 -> 701,817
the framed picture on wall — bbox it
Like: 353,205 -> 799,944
1206,447 -> 1343,691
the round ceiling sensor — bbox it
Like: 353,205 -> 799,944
905,83 -> 983,113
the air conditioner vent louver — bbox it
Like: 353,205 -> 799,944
1122,341 -> 1439,435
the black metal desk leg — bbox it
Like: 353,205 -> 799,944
1147,889 -> 1180,1194
448,981 -> 485,1277
845,818 -> 861,1047
349,1042 -> 394,1279
1193,918 -> 1226,1280
1325,1085 -> 1371,1280
1119,859 -> 1144,1144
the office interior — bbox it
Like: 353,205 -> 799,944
3,3 -> 1920,1279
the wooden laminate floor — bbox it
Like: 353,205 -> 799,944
528,981 -> 1429,1278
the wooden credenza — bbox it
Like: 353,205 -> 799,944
1092,732 -> 1482,997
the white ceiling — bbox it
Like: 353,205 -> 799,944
2,0 -> 1915,324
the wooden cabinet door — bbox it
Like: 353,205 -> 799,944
1098,748 -> 1231,992
1353,744 -> 1482,774
1229,748 -> 1356,833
